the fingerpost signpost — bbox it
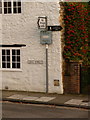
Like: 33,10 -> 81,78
37,16 -> 62,93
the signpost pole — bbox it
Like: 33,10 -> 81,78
46,44 -> 48,93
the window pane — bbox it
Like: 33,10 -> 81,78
2,50 -> 5,55
7,63 -> 10,68
12,50 -> 15,55
2,56 -> 5,61
4,8 -> 7,14
12,63 -> 16,68
8,8 -> 11,13
13,8 -> 17,13
4,2 -> 7,7
6,50 -> 10,55
17,63 -> 20,68
13,2 -> 16,7
2,63 -> 6,68
12,56 -> 15,61
7,56 -> 10,61
18,7 -> 21,13
8,2 -> 11,7
18,2 -> 21,6
17,50 -> 20,55
17,56 -> 20,62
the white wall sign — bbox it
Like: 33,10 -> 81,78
27,60 -> 43,64
38,17 -> 47,29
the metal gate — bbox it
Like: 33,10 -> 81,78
80,65 -> 90,94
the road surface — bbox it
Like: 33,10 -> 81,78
2,101 -> 89,118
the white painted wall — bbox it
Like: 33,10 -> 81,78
0,15 -> 2,90
1,2 -> 63,94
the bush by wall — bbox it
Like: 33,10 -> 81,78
63,2 -> 90,65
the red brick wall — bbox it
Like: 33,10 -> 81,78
63,61 -> 81,94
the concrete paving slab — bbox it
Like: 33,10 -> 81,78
7,95 -> 55,102
22,96 -> 39,101
35,97 -> 56,102
7,94 -> 28,100
80,102 -> 90,106
64,99 -> 83,105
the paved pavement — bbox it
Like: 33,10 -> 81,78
1,90 -> 90,109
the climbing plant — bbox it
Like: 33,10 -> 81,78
63,2 -> 90,65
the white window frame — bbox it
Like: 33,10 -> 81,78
0,0 -> 21,14
0,47 -> 22,71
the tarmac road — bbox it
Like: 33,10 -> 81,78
2,101 -> 89,118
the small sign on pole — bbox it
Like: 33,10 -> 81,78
40,31 -> 52,45
37,16 -> 47,29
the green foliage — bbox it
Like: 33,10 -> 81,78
63,2 -> 90,65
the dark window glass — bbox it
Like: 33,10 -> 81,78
6,50 -> 10,55
13,2 -> 16,7
12,63 -> 16,68
8,2 -> 11,7
12,56 -> 15,61
8,8 -> 11,13
2,50 -> 5,55
17,50 -> 20,55
18,2 -> 21,6
18,7 -> 21,13
12,50 -> 15,55
17,56 -> 20,62
4,2 -> 7,7
2,56 -> 5,61
17,63 -> 20,68
7,56 -> 10,61
13,8 -> 17,13
2,63 -> 6,68
4,8 -> 7,14
7,63 -> 10,68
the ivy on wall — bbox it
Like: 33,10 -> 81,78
63,2 -> 90,65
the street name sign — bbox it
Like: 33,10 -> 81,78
48,26 -> 63,31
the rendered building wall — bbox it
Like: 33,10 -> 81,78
1,2 -> 63,94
